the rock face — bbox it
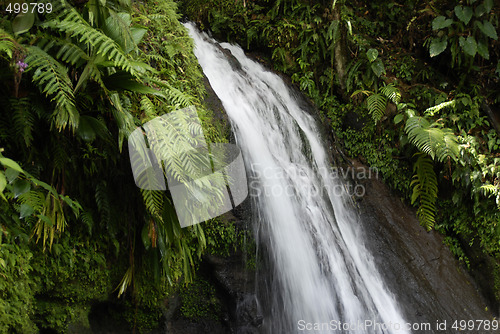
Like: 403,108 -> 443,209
345,159 -> 492,331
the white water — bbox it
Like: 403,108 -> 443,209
186,23 -> 410,334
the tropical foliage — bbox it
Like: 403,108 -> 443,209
0,0 -> 238,332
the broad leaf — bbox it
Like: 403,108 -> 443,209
432,16 -> 453,30
5,168 -> 19,183
12,12 -> 35,35
475,4 -> 487,17
459,36 -> 477,57
454,5 -> 473,25
429,37 -> 448,57
477,40 -> 490,59
0,172 -> 6,194
484,0 -> 494,13
13,179 -> 30,198
366,48 -> 378,62
394,114 -> 404,124
371,58 -> 385,77
0,157 -> 24,173
477,20 -> 498,40
19,203 -> 34,219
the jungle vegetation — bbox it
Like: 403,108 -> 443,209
0,0 -> 500,332
0,0 -> 238,332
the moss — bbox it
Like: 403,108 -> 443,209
179,278 -> 221,321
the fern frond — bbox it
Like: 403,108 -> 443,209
411,154 -> 438,230
380,84 -> 401,104
43,8 -> 139,76
140,96 -> 158,121
424,100 -> 456,116
10,97 -> 35,147
405,116 -> 459,162
164,84 -> 193,108
366,93 -> 387,122
0,28 -> 15,59
95,181 -> 111,227
141,189 -> 164,217
36,36 -> 89,68
25,46 -> 79,131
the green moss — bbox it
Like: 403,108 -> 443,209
179,278 -> 221,321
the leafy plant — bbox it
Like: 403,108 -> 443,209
426,0 -> 498,68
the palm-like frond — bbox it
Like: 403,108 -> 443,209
0,28 -> 15,59
43,7 -> 139,76
380,84 -> 401,104
405,116 -> 459,162
366,93 -> 387,122
25,46 -> 79,131
411,153 -> 438,230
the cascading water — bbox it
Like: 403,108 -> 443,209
186,23 -> 410,334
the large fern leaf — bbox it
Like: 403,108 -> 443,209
0,28 -> 15,59
411,154 -> 438,230
405,116 -> 459,162
366,93 -> 387,122
25,46 -> 79,131
380,84 -> 401,104
43,7 -> 139,76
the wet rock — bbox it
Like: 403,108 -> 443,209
352,164 -> 493,332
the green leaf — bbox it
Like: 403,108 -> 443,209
477,39 -> 490,59
460,36 -> 477,57
371,58 -> 385,77
475,4 -> 487,17
12,12 -> 35,35
484,0 -> 494,13
366,48 -> 378,62
0,157 -> 24,173
19,203 -> 34,219
394,114 -> 404,124
13,179 -> 30,198
141,224 -> 151,250
131,27 -> 148,46
0,172 -> 6,194
5,168 -> 19,183
454,5 -> 473,25
429,37 -> 448,57
432,16 -> 453,30
477,20 -> 498,40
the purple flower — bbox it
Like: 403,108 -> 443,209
16,60 -> 28,73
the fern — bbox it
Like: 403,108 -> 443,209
95,181 -> 111,227
25,46 -> 79,131
405,116 -> 459,162
141,189 -> 164,217
43,7 -> 139,76
380,84 -> 401,104
481,184 -> 500,209
0,28 -> 15,59
10,97 -> 35,147
411,154 -> 438,230
424,100 -> 456,116
140,96 -> 158,121
366,93 -> 387,122
164,84 -> 194,108
38,36 -> 89,66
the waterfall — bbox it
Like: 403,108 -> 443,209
186,23 -> 410,334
